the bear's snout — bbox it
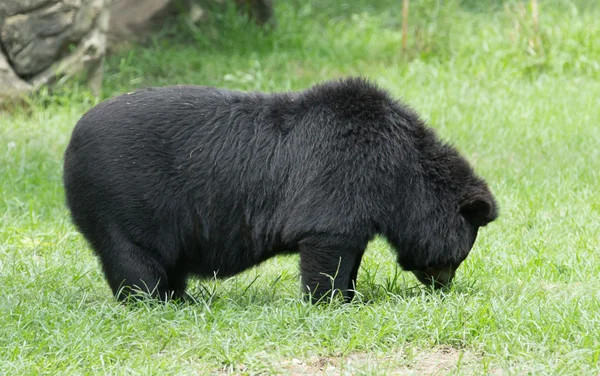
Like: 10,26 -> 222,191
411,266 -> 456,289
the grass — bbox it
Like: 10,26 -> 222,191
1,0 -> 599,373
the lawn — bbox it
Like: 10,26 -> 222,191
1,0 -> 599,374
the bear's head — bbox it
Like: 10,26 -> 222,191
390,126 -> 498,289
409,194 -> 497,288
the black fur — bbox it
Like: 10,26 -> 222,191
63,77 -> 498,302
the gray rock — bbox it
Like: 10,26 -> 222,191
0,0 -> 109,100
0,52 -> 32,104
0,0 -> 54,18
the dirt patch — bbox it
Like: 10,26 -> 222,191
403,346 -> 480,375
218,347 -> 488,375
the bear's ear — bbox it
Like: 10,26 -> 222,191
460,197 -> 497,227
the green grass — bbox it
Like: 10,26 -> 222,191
1,0 -> 599,373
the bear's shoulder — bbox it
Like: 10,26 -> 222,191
300,77 -> 414,123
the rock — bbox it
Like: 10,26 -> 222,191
31,1 -> 109,94
108,0 -> 170,38
0,0 -> 276,102
0,1 -> 51,18
0,52 -> 32,104
106,0 -> 171,49
0,0 -> 110,99
1,1 -> 80,76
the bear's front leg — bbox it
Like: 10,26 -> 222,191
298,234 -> 365,303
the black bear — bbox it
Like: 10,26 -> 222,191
63,77 -> 497,302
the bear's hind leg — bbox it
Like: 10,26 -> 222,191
95,233 -> 174,302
